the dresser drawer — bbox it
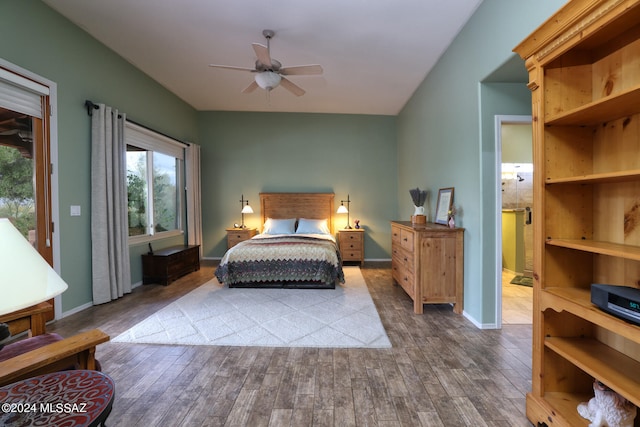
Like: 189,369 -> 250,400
397,269 -> 415,299
392,247 -> 413,273
391,225 -> 402,245
339,231 -> 363,246
226,228 -> 257,249
400,229 -> 414,251
227,233 -> 247,247
342,249 -> 363,262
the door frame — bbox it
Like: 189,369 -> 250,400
0,58 -> 62,319
494,114 -> 531,328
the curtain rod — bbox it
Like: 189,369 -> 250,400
84,100 -> 190,147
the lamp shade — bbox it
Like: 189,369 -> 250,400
254,71 -> 281,91
241,204 -> 254,214
0,218 -> 68,316
336,205 -> 348,214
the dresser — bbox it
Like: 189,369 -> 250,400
142,245 -> 200,286
225,228 -> 258,249
338,229 -> 364,266
391,221 -> 463,314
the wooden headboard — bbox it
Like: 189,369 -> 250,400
259,193 -> 335,233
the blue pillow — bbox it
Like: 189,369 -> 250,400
295,218 -> 330,235
263,218 -> 296,234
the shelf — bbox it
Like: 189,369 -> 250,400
545,337 -> 640,407
546,169 -> 640,185
536,392 -> 592,427
541,287 -> 640,344
546,239 -> 640,261
545,86 -> 640,126
515,2 -> 640,425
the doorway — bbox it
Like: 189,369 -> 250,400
495,115 -> 533,327
0,62 -> 59,320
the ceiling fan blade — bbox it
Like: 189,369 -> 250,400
209,64 -> 255,72
252,43 -> 272,68
279,65 -> 323,76
241,81 -> 259,94
280,77 -> 305,97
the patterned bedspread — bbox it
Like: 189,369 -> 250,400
215,234 -> 345,287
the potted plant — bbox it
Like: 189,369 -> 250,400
409,187 -> 427,224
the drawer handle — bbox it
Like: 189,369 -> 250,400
403,237 -> 408,241
403,257 -> 408,262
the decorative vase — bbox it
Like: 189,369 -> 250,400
411,206 -> 426,224
448,216 -> 455,229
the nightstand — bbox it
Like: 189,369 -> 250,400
338,229 -> 364,266
226,228 -> 258,249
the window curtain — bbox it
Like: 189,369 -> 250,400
90,104 -> 131,304
185,143 -> 203,254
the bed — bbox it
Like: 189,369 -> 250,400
215,193 -> 345,289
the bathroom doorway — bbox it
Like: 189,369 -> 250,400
495,115 -> 533,326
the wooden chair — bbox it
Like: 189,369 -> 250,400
0,329 -> 109,387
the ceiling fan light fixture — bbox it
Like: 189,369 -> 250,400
255,71 -> 281,91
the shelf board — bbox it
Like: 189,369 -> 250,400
545,337 -> 640,407
541,287 -> 640,344
546,239 -> 640,261
540,392 -> 592,427
546,169 -> 640,185
545,85 -> 640,126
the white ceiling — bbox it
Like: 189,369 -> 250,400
43,0 -> 482,115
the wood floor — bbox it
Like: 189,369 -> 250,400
48,261 -> 533,426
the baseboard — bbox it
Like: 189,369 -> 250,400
463,310 -> 498,329
61,301 -> 93,318
61,281 -> 143,318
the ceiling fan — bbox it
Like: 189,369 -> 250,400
209,29 -> 323,97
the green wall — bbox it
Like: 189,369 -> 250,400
1,0 -> 572,324
397,0 -> 566,326
0,1 -> 198,312
197,112 -> 397,259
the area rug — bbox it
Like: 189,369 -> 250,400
113,267 -> 391,348
510,275 -> 533,287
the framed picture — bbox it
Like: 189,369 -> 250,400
435,187 -> 454,225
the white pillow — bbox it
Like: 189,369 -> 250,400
296,218 -> 330,235
263,218 -> 296,234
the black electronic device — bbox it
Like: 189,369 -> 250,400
591,284 -> 640,326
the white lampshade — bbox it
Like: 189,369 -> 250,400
0,218 -> 68,316
254,71 -> 281,91
241,204 -> 254,214
337,205 -> 348,214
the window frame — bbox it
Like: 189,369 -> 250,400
125,121 -> 185,244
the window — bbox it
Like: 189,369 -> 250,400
125,122 -> 184,241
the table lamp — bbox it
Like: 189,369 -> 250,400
337,194 -> 352,229
0,218 -> 68,317
239,194 -> 253,228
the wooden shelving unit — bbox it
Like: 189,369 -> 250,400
514,1 -> 640,425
